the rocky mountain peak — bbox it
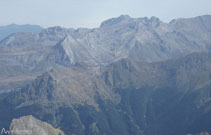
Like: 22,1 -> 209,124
40,26 -> 68,37
149,16 -> 161,26
100,15 -> 132,27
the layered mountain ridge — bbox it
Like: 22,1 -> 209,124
1,15 -> 211,93
1,52 -> 211,135
0,15 -> 211,135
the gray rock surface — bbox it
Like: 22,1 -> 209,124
1,15 -> 211,93
9,115 -> 64,135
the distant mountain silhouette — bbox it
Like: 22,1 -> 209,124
0,24 -> 43,41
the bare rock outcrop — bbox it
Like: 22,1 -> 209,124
9,115 -> 64,135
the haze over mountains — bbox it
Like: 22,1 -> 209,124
0,15 -> 211,135
0,24 -> 43,41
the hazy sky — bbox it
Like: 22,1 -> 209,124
0,0 -> 211,28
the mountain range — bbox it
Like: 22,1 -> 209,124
0,15 -> 211,135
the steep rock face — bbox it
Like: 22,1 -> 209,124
9,115 -> 64,135
7,65 -> 117,108
1,15 -> 211,68
49,15 -> 211,66
49,35 -> 96,66
1,15 -> 211,93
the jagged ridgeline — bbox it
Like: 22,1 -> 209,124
0,15 -> 211,135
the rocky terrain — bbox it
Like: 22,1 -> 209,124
9,115 -> 64,135
0,15 -> 211,135
0,15 -> 211,93
0,52 -> 211,135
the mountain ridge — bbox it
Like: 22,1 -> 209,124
0,14 -> 211,93
0,15 -> 211,135
1,52 -> 211,135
